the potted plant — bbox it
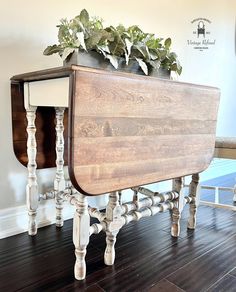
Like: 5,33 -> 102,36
44,9 -> 182,77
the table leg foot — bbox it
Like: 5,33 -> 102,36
188,173 -> 200,230
104,192 -> 123,265
28,210 -> 37,236
104,231 -> 117,265
73,194 -> 90,280
171,177 -> 184,237
171,208 -> 181,237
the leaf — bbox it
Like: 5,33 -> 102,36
76,31 -> 87,50
106,54 -> 118,69
125,38 -> 133,64
176,61 -> 182,75
79,9 -> 89,25
43,45 -> 61,55
58,19 -> 70,40
149,60 -> 161,70
149,50 -> 158,60
164,38 -> 171,49
135,57 -> 148,75
158,49 -> 168,59
43,9 -> 182,75
177,66 -> 182,75
72,18 -> 85,33
134,44 -> 150,59
109,36 -> 126,56
86,30 -> 110,49
61,47 -> 75,61
96,44 -> 110,54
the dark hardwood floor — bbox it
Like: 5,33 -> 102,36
1,174 -> 236,291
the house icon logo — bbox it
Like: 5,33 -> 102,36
191,18 -> 210,38
187,18 -> 216,51
197,21 -> 205,38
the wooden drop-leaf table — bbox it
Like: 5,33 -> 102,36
11,65 -> 220,280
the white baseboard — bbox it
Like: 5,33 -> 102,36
0,199 -> 75,239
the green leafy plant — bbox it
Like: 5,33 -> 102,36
44,9 -> 182,75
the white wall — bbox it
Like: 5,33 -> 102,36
0,0 -> 236,236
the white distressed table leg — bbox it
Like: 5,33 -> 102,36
26,107 -> 38,236
105,230 -> 118,265
188,173 -> 200,229
54,107 -> 66,227
104,192 -> 123,265
171,177 -> 185,237
73,194 -> 90,280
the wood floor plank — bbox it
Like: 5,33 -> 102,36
229,267 -> 236,278
207,274 -> 236,292
85,284 -> 105,292
148,279 -> 185,292
166,234 -> 236,291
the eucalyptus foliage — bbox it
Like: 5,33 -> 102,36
44,9 -> 182,75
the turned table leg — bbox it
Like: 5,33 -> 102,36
73,194 -> 90,280
54,107 -> 66,227
188,173 -> 200,229
171,177 -> 185,237
104,192 -> 123,265
26,107 -> 39,236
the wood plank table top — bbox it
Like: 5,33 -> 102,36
67,67 -> 220,195
11,65 -> 220,195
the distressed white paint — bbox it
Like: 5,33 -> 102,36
187,173 -> 200,229
171,177 -> 185,237
73,194 -> 90,280
27,78 -> 69,107
104,192 -> 123,266
54,107 -> 66,227
26,107 -> 39,235
59,182 -> 195,280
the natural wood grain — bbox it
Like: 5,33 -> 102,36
68,67 -> 220,195
11,66 -> 73,82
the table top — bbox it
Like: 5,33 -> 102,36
67,67 -> 220,195
11,65 -> 220,195
11,66 -> 74,82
